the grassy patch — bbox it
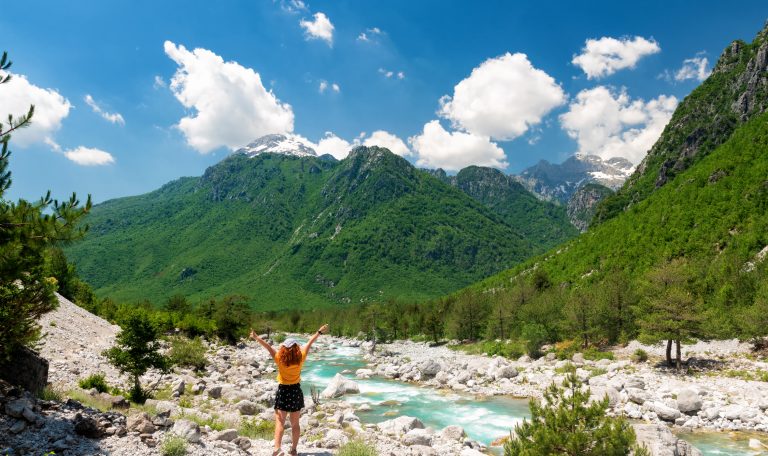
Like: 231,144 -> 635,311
448,340 -> 525,359
177,410 -> 230,431
337,439 -> 378,456
238,418 -> 275,439
65,389 -> 114,412
168,336 -> 208,371
160,434 -> 188,456
37,386 -> 62,402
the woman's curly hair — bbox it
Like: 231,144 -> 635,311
277,344 -> 302,366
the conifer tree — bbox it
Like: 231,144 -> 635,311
505,373 -> 648,456
0,51 -> 91,361
637,259 -> 703,369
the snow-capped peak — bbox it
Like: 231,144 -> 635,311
236,134 -> 317,158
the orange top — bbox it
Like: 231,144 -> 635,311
275,348 -> 307,384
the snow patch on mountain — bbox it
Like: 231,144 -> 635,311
235,134 -> 317,158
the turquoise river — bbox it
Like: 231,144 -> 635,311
298,342 -> 765,455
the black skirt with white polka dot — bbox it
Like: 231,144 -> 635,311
274,383 -> 305,412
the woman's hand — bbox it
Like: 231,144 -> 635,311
318,324 -> 329,334
249,328 -> 258,341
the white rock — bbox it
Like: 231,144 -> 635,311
676,389 -> 702,414
377,416 -> 425,436
653,402 -> 682,421
171,419 -> 201,443
321,373 -> 360,399
440,425 -> 465,441
235,400 -> 260,415
355,368 -> 374,379
419,359 -> 441,376
402,428 -> 433,446
212,428 -> 238,441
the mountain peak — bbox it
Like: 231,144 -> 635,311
235,134 -> 317,158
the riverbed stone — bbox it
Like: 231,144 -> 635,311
321,373 -> 360,399
653,402 -> 682,421
377,416 -> 425,436
440,425 -> 465,441
402,428 -> 432,446
677,389 -> 703,414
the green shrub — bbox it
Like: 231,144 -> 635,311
504,374 -> 649,456
631,349 -> 649,363
238,418 -> 275,439
168,336 -> 208,371
583,348 -> 615,361
273,332 -> 286,344
78,373 -> 109,393
337,439 -> 378,456
160,434 -> 188,456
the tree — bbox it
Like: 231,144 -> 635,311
563,289 -> 599,349
505,373 -> 648,456
637,259 -> 703,369
0,51 -> 91,361
103,311 -> 170,403
213,295 -> 252,344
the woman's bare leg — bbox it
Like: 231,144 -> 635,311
274,410 -> 287,452
289,411 -> 301,453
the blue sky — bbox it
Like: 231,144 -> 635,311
2,0 -> 766,203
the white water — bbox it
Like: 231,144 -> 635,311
301,342 -> 763,455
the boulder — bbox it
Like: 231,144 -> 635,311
212,428 -> 239,442
652,402 -> 682,422
320,373 -> 360,399
356,369 -> 374,379
171,379 -> 185,396
74,413 -> 103,438
9,420 -> 26,434
633,423 -> 702,456
323,428 -> 349,448
590,386 -> 620,407
572,353 -> 585,364
402,428 -> 433,446
126,412 -> 156,434
4,398 -> 32,418
626,388 -> 648,405
676,389 -> 702,414
377,416 -> 425,436
441,425 -> 466,441
235,400 -> 260,415
171,419 -> 201,443
494,365 -> 518,380
720,404 -> 745,421
624,377 -> 646,390
419,359 -> 441,376
207,385 -> 223,399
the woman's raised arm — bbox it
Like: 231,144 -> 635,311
250,328 -> 277,358
303,324 -> 329,356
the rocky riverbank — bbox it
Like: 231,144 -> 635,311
354,337 -> 768,436
2,294 -> 767,455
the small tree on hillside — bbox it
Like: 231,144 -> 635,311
637,259 -> 703,369
104,311 -> 170,403
505,373 -> 649,456
563,289 -> 599,349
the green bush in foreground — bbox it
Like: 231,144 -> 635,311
505,374 -> 649,456
168,336 -> 208,371
78,373 -> 109,393
160,434 -> 188,456
337,439 -> 378,456
632,349 -> 649,363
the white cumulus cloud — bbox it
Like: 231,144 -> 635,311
153,75 -> 166,89
0,73 -> 71,147
409,120 -> 507,171
438,52 -> 565,141
84,94 -> 125,126
314,132 -> 354,159
63,146 -> 115,166
300,12 -> 334,46
559,86 -> 677,164
163,41 -> 294,153
674,55 -> 711,81
572,36 -> 660,79
363,130 -> 411,157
